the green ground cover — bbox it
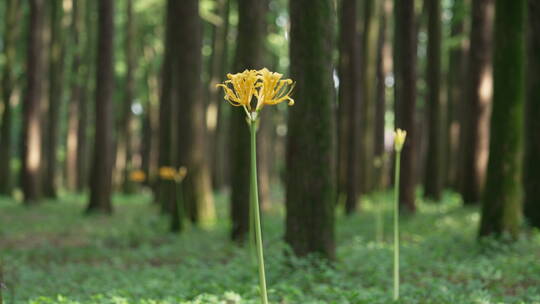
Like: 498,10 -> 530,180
1,192 -> 539,304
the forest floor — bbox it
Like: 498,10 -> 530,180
1,191 -> 539,304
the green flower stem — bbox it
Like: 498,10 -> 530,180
393,151 -> 401,301
249,119 -> 269,304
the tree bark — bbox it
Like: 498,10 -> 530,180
393,0 -> 418,212
445,0 -> 468,189
524,0 -> 540,229
228,0 -> 267,242
66,0 -> 82,192
158,0 -> 177,216
360,0 -> 380,196
0,0 -> 20,196
44,0 -> 65,198
208,0 -> 230,191
175,0 -> 215,225
423,0 -> 443,201
116,0 -> 136,193
87,0 -> 115,214
479,0 -> 525,238
338,0 -> 361,214
21,0 -> 46,204
286,0 -> 336,259
461,0 -> 493,205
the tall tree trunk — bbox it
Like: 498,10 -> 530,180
524,0 -> 540,229
423,0 -> 443,201
360,0 -> 380,196
0,0 -> 20,196
21,0 -> 46,204
479,0 -> 525,238
87,0 -> 115,214
44,0 -> 65,198
374,0 -> 391,190
175,0 -> 215,225
66,0 -> 82,192
286,0 -> 336,259
460,0 -> 494,205
116,0 -> 136,193
208,0 -> 230,191
157,0 -> 177,217
393,0 -> 418,212
76,0 -> 95,192
445,0 -> 468,189
228,0 -> 266,242
338,0 -> 361,214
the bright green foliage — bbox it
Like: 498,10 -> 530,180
1,194 -> 540,304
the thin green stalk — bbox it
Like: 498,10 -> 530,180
249,119 -> 269,304
393,151 -> 401,301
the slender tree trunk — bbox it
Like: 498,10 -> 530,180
208,0 -> 230,191
423,0 -> 443,201
21,0 -> 46,204
87,0 -> 115,214
479,0 -> 525,238
360,0 -> 380,195
461,0 -> 494,205
445,0 -> 468,189
157,0 -> 178,216
393,0 -> 418,212
338,0 -> 361,214
116,0 -> 136,193
175,0 -> 215,225
374,0 -> 393,190
66,0 -> 82,192
44,0 -> 65,198
286,0 -> 336,259
0,0 -> 20,196
524,0 -> 540,229
76,0 -> 95,192
228,0 -> 266,242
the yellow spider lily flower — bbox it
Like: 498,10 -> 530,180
255,68 -> 295,111
394,129 -> 407,152
216,69 -> 259,114
129,170 -> 146,182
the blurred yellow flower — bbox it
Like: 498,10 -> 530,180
129,170 -> 146,182
394,129 -> 407,152
216,69 -> 259,114
255,68 -> 295,111
159,166 -> 177,181
159,166 -> 188,183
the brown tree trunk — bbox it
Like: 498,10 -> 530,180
116,0 -> 136,193
286,0 -> 336,259
21,0 -> 46,204
87,0 -> 115,214
338,0 -> 361,214
175,0 -> 215,225
393,0 -> 418,212
423,0 -> 443,201
360,0 -> 380,196
460,0 -> 493,205
228,0 -> 267,242
66,0 -> 82,192
44,0 -> 65,198
479,0 -> 525,238
374,0 -> 392,190
207,0 -> 230,191
0,0 -> 20,196
445,0 -> 468,189
524,0 -> 540,229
